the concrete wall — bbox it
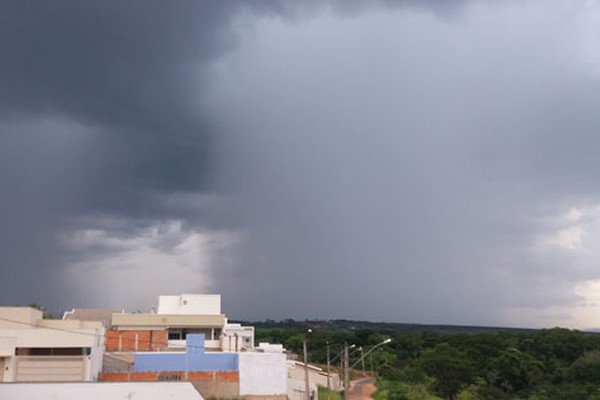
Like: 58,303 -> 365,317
288,377 -> 319,400
157,294 -> 221,315
287,361 -> 340,400
99,370 -> 239,399
135,352 -> 239,372
239,352 -> 287,396
191,377 -> 239,399
134,335 -> 239,372
100,370 -> 238,382
0,308 -> 41,329
102,353 -> 134,373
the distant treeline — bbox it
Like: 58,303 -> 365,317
236,319 -> 600,400
235,318 -> 539,335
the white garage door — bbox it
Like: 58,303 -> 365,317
15,356 -> 85,382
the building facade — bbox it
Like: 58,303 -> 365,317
0,307 -> 105,382
107,294 -> 254,352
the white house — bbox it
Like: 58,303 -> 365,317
0,307 -> 105,382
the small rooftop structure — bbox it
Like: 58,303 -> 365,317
156,294 -> 221,315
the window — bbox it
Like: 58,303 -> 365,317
168,331 -> 182,340
16,347 -> 88,356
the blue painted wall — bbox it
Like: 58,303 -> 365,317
134,334 -> 239,372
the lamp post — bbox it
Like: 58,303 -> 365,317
328,343 -> 357,399
350,338 -> 392,370
360,347 -> 366,375
326,341 -> 331,400
344,343 -> 350,400
303,329 -> 312,400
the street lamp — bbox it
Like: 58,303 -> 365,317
350,338 -> 392,370
330,343 -> 356,364
304,329 -> 313,400
326,341 -> 331,400
359,347 -> 365,374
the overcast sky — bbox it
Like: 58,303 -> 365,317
2,1 -> 600,328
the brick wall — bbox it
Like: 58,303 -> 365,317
105,330 -> 168,352
99,370 -> 240,398
99,370 -> 239,383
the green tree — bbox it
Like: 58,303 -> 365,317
418,343 -> 475,400
487,348 -> 543,395
397,332 -> 425,360
567,351 -> 600,383
524,328 -> 586,365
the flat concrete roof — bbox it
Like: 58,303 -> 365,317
112,314 -> 225,328
0,382 -> 203,400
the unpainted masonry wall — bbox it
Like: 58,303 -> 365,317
105,330 -> 168,352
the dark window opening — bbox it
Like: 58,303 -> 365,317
16,347 -> 89,356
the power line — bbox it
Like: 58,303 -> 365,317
0,316 -> 218,351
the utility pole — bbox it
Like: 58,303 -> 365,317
360,347 -> 366,375
343,343 -> 350,400
304,338 -> 310,400
326,341 -> 331,400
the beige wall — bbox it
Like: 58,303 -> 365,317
1,327 -> 103,348
157,294 -> 221,315
0,308 -> 42,329
112,313 -> 225,329
0,336 -> 17,356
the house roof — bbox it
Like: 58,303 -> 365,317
0,382 -> 204,400
111,313 -> 226,329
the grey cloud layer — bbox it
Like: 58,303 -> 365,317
209,4 -> 600,325
1,1 -> 599,326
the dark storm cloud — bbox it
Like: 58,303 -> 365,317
3,0 -> 598,328
0,0 -> 465,311
0,1 -> 239,200
0,0 -> 456,213
0,2 -> 231,309
0,1 -> 241,308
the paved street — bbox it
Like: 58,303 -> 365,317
348,377 -> 377,400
